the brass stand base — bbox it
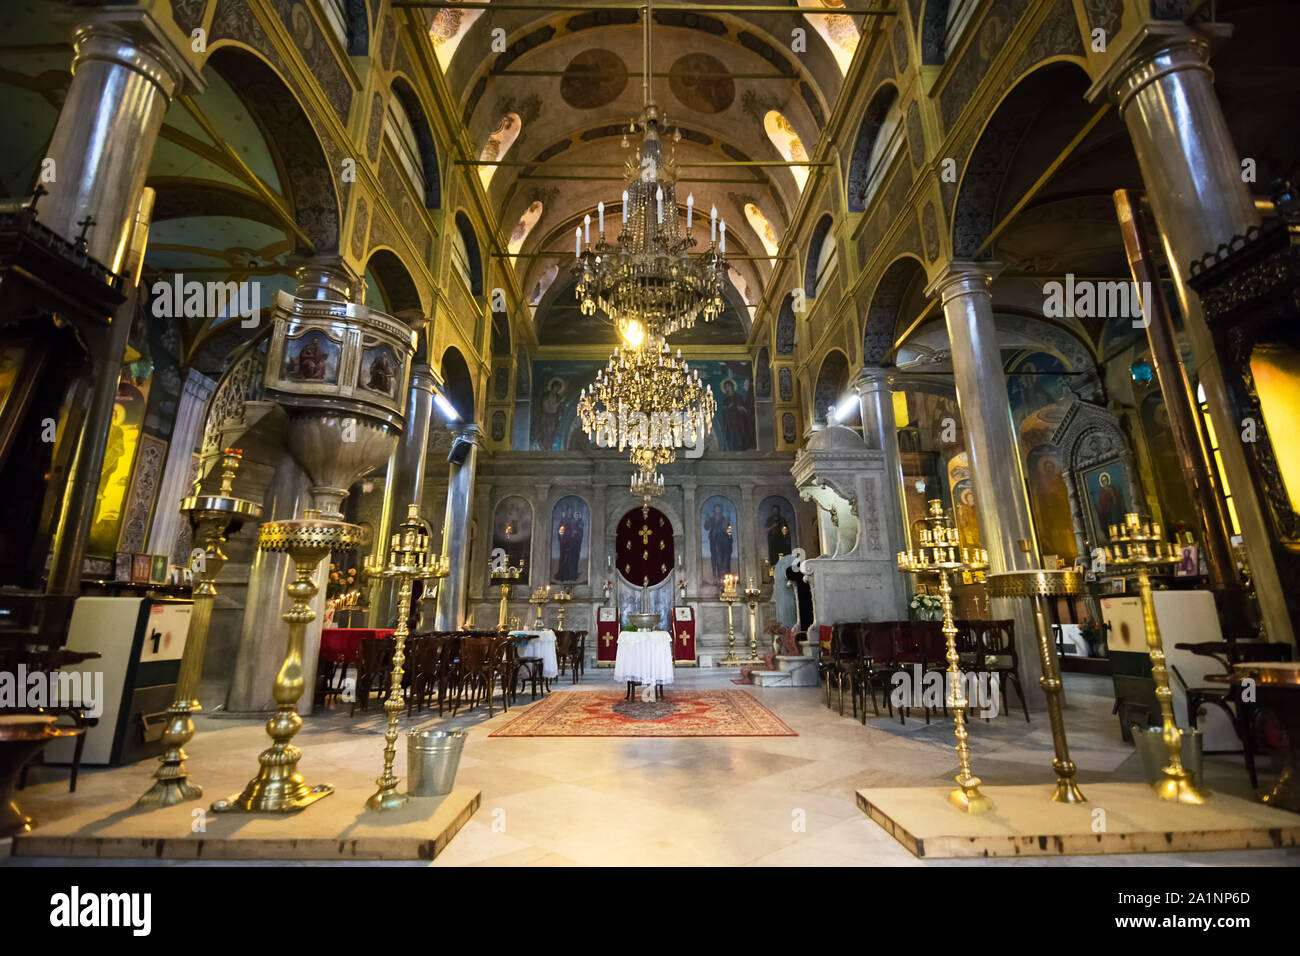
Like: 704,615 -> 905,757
1052,777 -> 1087,805
716,655 -> 763,667
212,778 -> 335,814
1154,774 -> 1210,805
136,775 -> 202,809
366,788 -> 410,812
949,779 -> 994,813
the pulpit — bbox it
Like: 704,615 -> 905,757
671,606 -> 696,665
596,606 -> 619,667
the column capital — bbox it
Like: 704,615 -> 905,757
455,423 -> 483,445
409,362 -> 436,394
850,365 -> 895,395
1084,22 -> 1230,111
925,260 -> 1003,301
62,5 -> 206,100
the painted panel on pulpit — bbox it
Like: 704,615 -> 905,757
491,496 -> 531,585
700,494 -> 738,586
759,495 -> 796,566
550,495 -> 589,585
528,360 -> 603,450
283,329 -> 341,384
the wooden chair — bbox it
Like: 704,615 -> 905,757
829,623 -> 865,718
454,637 -> 508,717
854,622 -> 894,721
978,620 -> 1029,722
573,630 -> 588,681
554,629 -> 581,685
511,634 -> 546,701
351,636 -> 394,716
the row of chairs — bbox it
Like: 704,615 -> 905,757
346,628 -> 589,718
819,620 -> 1027,725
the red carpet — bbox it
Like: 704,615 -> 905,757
489,690 -> 797,738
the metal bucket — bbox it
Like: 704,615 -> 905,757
406,730 -> 467,797
1131,725 -> 1203,787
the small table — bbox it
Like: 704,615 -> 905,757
0,715 -> 82,836
1209,662 -> 1300,812
614,630 -> 674,700
508,629 -> 559,679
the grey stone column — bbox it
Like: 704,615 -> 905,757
928,261 -> 1044,708
1088,24 -> 1293,645
147,370 -> 215,558
436,424 -> 481,629
370,363 -> 436,626
853,366 -> 908,563
43,8 -> 202,272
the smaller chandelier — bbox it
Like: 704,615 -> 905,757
630,469 -> 664,514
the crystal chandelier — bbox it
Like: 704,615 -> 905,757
576,341 -> 717,470
630,469 -> 664,513
573,1 -> 728,346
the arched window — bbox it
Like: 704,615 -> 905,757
860,97 -> 904,211
386,96 -> 427,204
452,212 -> 483,295
797,0 -> 859,73
479,112 -> 521,189
763,110 -> 809,192
743,203 -> 780,259
508,201 -> 543,255
806,214 -> 836,299
944,0 -> 981,57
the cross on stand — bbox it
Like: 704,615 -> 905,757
74,214 -> 96,251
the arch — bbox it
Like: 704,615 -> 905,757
846,83 -> 901,213
796,0 -> 861,72
805,213 -> 835,297
775,292 -> 797,355
763,110 -> 810,191
952,62 -> 1093,258
390,78 -> 441,208
204,47 -> 341,253
453,211 -> 484,295
440,345 -> 476,423
863,254 -> 927,364
364,248 -> 424,317
812,349 -> 850,425
478,111 -> 522,189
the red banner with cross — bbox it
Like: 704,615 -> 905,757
596,606 -> 619,667
671,606 -> 696,665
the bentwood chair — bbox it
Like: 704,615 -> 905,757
351,636 -> 395,716
860,622 -> 901,721
573,630 -> 588,681
979,620 -> 1029,722
830,623 -> 865,719
513,634 -> 547,701
454,637 -> 499,717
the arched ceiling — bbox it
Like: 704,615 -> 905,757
426,3 -> 870,317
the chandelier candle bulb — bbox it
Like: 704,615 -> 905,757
584,214 -> 590,245
720,220 -> 726,253
622,190 -> 628,222
598,201 -> 604,235
686,193 -> 693,228
575,227 -> 582,257
655,185 -> 663,223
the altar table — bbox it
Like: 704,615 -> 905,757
509,629 -> 559,679
319,628 -> 394,668
613,631 -> 674,686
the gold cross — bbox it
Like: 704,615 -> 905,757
637,525 -> 652,545
603,633 -> 612,647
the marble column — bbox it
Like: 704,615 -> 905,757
853,366 -> 908,563
1089,23 -> 1293,645
369,362 -> 436,627
42,8 -> 202,272
147,370 -> 215,558
436,424 -> 481,629
928,261 -> 1045,709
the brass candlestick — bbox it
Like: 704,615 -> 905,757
898,499 -> 991,813
1106,513 -> 1209,805
717,575 -> 742,665
136,449 -> 261,808
985,569 -> 1086,804
552,590 -> 571,629
362,504 -> 449,811
528,587 -> 550,629
744,580 -> 763,662
213,510 -> 364,813
490,562 -> 523,630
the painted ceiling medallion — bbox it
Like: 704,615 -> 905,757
561,49 -> 629,110
668,52 -> 734,114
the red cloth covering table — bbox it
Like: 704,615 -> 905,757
596,607 -> 619,666
670,606 -> 696,664
319,628 -> 394,669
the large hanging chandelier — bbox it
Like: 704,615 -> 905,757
573,0 -> 728,346
576,341 -> 717,470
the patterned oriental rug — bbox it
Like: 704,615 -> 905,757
489,690 -> 797,738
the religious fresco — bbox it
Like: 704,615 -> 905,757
759,495 -> 796,567
560,49 -> 628,109
88,373 -> 150,558
694,360 -> 756,451
668,52 -> 734,113
550,494 -> 589,585
946,453 -> 981,549
1138,391 -> 1196,529
527,359 -> 603,450
359,343 -> 398,399
1082,460 -> 1135,545
491,495 -> 531,584
507,200 -> 543,254
1009,351 -> 1077,563
283,329 -> 341,384
700,494 -> 738,586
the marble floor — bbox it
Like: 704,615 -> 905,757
3,669 -> 1297,867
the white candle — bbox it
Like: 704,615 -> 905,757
710,205 -> 717,243
719,220 -> 726,254
686,193 -> 693,229
622,190 -> 628,223
655,185 -> 663,224
597,201 -> 604,235
575,227 -> 582,257
584,214 -> 590,245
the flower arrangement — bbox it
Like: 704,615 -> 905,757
326,562 -> 358,601
909,592 -> 943,622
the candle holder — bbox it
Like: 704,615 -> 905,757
360,504 -> 449,811
213,509 -> 364,814
744,580 -> 763,662
489,561 -> 523,631
528,587 -> 550,629
897,499 -> 991,813
137,449 -> 261,809
552,589 -> 572,629
1106,512 -> 1208,805
984,569 -> 1087,804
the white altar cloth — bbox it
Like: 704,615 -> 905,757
509,629 -> 559,679
614,630 -> 674,685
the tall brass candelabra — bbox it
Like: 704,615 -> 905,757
744,579 -> 762,663
136,449 -> 261,808
1105,513 -> 1209,805
214,510 -> 364,813
490,562 -> 523,630
362,504 -> 449,811
552,590 -> 571,629
897,500 -> 990,813
529,587 -> 550,628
